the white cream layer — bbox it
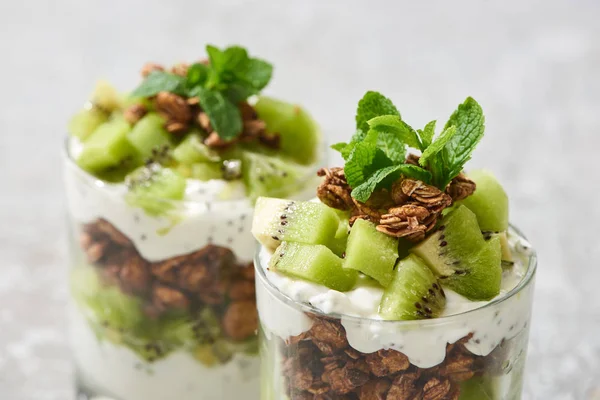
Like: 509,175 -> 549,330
65,139 -> 316,262
256,231 -> 534,368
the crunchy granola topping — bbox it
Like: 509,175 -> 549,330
446,173 -> 476,202
170,62 -> 189,77
123,104 -> 148,125
140,62 -> 164,78
204,131 -> 234,148
387,372 -> 421,400
422,377 -> 455,400
365,350 -> 410,377
155,91 -> 193,125
397,178 -> 452,214
359,378 -> 391,400
152,284 -> 189,311
317,168 -> 354,211
197,112 -> 212,132
222,300 -> 258,341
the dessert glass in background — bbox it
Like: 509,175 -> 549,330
64,45 -> 322,400
255,227 -> 536,400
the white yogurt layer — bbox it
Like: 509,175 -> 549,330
64,139 -> 316,262
69,307 -> 259,400
256,231 -> 535,368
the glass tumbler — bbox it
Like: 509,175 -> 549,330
63,146 -> 320,400
255,228 -> 536,400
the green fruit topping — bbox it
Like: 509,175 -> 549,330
459,170 -> 509,232
328,210 -> 350,256
252,197 -> 340,251
270,242 -> 357,291
76,118 -> 138,173
92,80 -> 123,112
172,133 -> 220,164
242,151 -> 308,201
125,165 -> 186,216
379,254 -> 446,320
343,218 -> 399,287
127,113 -> 173,161
411,205 -> 502,300
483,231 -> 513,265
190,163 -> 223,181
68,107 -> 108,141
254,96 -> 321,165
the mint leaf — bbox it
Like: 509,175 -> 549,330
191,87 -> 242,140
437,97 -> 485,186
355,91 -> 400,133
351,164 -> 432,202
344,140 -> 392,188
419,125 -> 456,167
418,120 -> 437,149
241,58 -> 273,91
132,71 -> 187,97
367,128 -> 406,163
331,142 -> 348,152
367,115 -> 423,151
186,63 -> 210,87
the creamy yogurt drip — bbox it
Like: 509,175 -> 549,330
257,231 -> 534,368
65,138 -> 315,262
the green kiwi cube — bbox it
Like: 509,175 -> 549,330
125,166 -> 187,216
252,197 -> 340,251
379,254 -> 446,320
444,235 -> 502,300
76,118 -> 136,173
254,96 -> 321,165
458,170 -> 509,232
411,205 -> 486,277
172,133 -> 220,164
343,218 -> 399,287
328,210 -> 350,256
68,107 -> 108,141
411,205 -> 501,300
127,113 -> 173,160
270,242 -> 357,291
92,80 -> 123,112
190,163 -> 223,181
242,151 -> 308,201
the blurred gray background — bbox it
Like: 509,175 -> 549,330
1,0 -> 599,399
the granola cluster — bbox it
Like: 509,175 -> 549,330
123,61 -> 279,149
79,218 -> 258,342
316,155 -> 476,242
279,316 -> 496,400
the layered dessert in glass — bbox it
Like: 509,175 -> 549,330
64,45 -> 322,400
252,92 -> 536,399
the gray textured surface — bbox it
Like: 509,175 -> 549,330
1,0 -> 599,399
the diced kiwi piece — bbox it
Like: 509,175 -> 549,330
460,376 -> 502,400
270,242 -> 357,291
411,206 -> 486,277
252,197 -> 340,251
76,118 -> 137,173
379,254 -> 446,320
411,206 -> 501,300
328,210 -> 350,256
70,265 -> 102,305
483,231 -> 513,265
458,170 -> 509,232
68,107 -> 108,141
190,163 -> 223,181
92,80 -> 123,112
343,219 -> 399,287
87,285 -> 145,333
172,133 -> 220,164
242,151 -> 308,201
127,113 -> 173,161
125,166 -> 186,216
445,235 -> 502,300
254,96 -> 321,165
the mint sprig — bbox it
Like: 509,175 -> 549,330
131,45 -> 273,140
335,92 -> 485,202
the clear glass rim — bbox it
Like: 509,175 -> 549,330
254,224 -> 537,326
62,136 -> 327,205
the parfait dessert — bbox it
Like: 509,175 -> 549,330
252,92 -> 536,399
64,45 -> 321,400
